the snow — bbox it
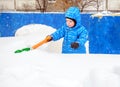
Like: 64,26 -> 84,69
0,24 -> 120,87
91,11 -> 120,19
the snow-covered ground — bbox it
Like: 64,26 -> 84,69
0,24 -> 120,87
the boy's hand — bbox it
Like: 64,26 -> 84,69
71,42 -> 79,49
46,35 -> 53,42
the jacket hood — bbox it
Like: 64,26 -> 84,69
65,7 -> 81,27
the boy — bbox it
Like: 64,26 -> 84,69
45,6 -> 88,53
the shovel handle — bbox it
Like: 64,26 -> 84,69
32,36 -> 52,49
32,39 -> 48,49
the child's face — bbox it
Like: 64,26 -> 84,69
66,18 -> 75,28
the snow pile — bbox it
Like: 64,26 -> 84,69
15,24 -> 63,53
15,24 -> 55,37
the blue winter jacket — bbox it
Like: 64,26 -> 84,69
51,7 -> 88,53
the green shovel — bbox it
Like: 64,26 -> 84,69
14,35 -> 52,53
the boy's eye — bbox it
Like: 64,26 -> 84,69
66,19 -> 72,23
68,20 -> 71,22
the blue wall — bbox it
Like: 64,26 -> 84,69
0,13 -> 66,37
0,12 -> 120,54
89,16 -> 120,54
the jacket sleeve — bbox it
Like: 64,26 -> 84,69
50,25 -> 65,41
76,26 -> 88,46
